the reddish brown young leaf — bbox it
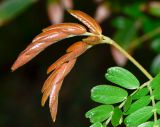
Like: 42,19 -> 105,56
47,41 -> 88,73
42,59 -> 76,106
42,23 -> 87,35
11,30 -> 69,71
82,36 -> 101,45
32,29 -> 68,43
49,95 -> 58,122
68,10 -> 102,35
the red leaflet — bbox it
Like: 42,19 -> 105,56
47,42 -> 88,73
42,59 -> 76,106
42,23 -> 87,35
68,10 -> 102,35
49,96 -> 58,122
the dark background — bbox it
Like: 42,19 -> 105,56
0,0 -> 154,127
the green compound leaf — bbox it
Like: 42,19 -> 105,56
132,87 -> 149,100
105,67 -> 140,89
124,106 -> 154,127
123,96 -> 132,112
0,0 -> 36,26
153,86 -> 160,100
85,105 -> 114,123
91,85 -> 128,104
155,101 -> 160,115
90,122 -> 103,127
124,96 -> 151,115
111,107 -> 123,127
150,73 -> 160,89
137,121 -> 154,127
151,55 -> 160,75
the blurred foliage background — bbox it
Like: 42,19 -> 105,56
0,0 -> 160,127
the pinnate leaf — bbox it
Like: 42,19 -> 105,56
150,73 -> 160,89
132,87 -> 149,100
155,101 -> 160,115
85,105 -> 114,123
123,96 -> 132,112
91,85 -> 128,104
137,121 -> 154,127
124,106 -> 153,127
153,86 -> 160,100
105,67 -> 140,89
124,96 -> 151,115
111,107 -> 123,127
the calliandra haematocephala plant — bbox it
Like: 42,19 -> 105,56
11,10 -> 153,123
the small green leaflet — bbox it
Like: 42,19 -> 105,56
150,73 -> 160,89
85,105 -> 114,123
90,122 -> 103,127
91,85 -> 128,104
124,96 -> 151,115
137,121 -> 154,127
153,86 -> 160,100
111,107 -> 123,127
155,101 -> 160,115
123,96 -> 132,112
105,67 -> 140,89
124,106 -> 153,127
132,87 -> 149,100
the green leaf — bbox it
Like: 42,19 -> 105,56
90,122 -> 103,127
154,119 -> 160,126
105,67 -> 140,89
113,20 -> 138,50
155,101 -> 160,115
112,17 -> 132,29
91,85 -> 128,104
124,106 -> 154,127
125,96 -> 151,115
148,2 -> 160,17
123,96 -> 132,112
153,86 -> 160,100
151,38 -> 160,53
151,55 -> 160,75
150,73 -> 160,89
122,3 -> 143,18
111,107 -> 123,127
132,87 -> 149,100
137,121 -> 154,127
0,0 -> 36,26
85,105 -> 114,123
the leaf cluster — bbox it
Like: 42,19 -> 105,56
85,67 -> 160,127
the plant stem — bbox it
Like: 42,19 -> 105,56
147,85 -> 157,122
102,35 -> 153,80
102,35 -> 158,122
129,27 -> 160,52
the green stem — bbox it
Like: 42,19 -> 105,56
147,85 -> 157,122
129,27 -> 160,52
102,35 -> 158,122
102,36 -> 153,80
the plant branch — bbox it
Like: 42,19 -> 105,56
102,35 -> 153,80
129,27 -> 160,52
